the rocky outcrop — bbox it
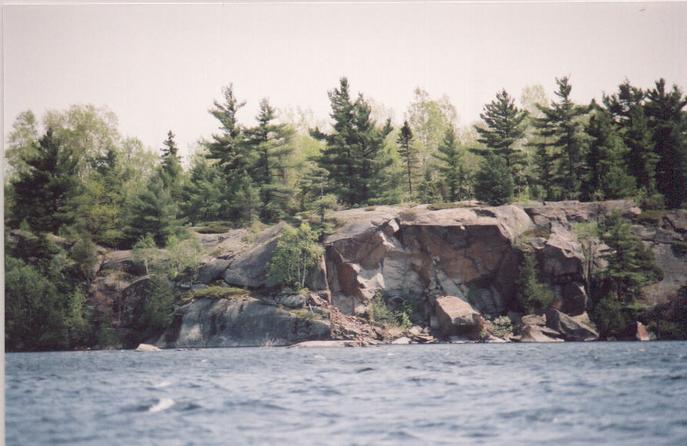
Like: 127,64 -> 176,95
160,296 -> 331,348
434,296 -> 484,338
86,199 -> 686,348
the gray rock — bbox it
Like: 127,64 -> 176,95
197,259 -> 231,284
521,314 -> 546,326
222,223 -> 286,288
519,325 -> 564,343
391,336 -> 412,345
161,297 -> 331,348
435,296 -> 483,338
135,343 -> 161,352
546,309 -> 599,341
275,293 -> 307,309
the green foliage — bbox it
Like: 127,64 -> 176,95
134,275 -> 175,340
311,78 -> 393,206
125,174 -> 182,247
397,120 -> 417,199
474,154 -> 514,205
487,315 -> 514,339
581,108 -> 636,201
516,250 -> 554,314
10,128 -> 78,233
475,89 -> 528,191
600,213 -> 662,302
433,127 -> 471,201
592,294 -> 629,338
183,286 -> 248,302
267,223 -> 323,289
369,292 -> 413,329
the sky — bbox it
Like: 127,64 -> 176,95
3,1 -> 686,158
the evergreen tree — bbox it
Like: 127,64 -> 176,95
433,127 -> 470,201
644,79 -> 687,209
397,120 -> 417,199
533,77 -> 587,199
603,81 -> 659,197
312,78 -> 392,206
474,89 -> 528,191
246,99 -> 295,222
416,168 -> 442,204
581,108 -> 635,201
516,250 -> 554,314
600,213 -> 662,302
180,153 -> 224,225
11,128 -> 78,233
204,85 -> 258,223
473,154 -> 514,205
126,174 -> 180,247
160,130 -> 183,200
529,128 -> 556,200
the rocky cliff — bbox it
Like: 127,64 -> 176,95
87,200 -> 687,348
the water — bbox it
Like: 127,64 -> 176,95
6,342 -> 687,445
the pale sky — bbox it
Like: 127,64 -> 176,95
3,1 -> 686,158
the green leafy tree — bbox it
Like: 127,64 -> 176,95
533,77 -> 588,199
433,127 -> 471,201
644,79 -> 687,209
180,152 -> 224,225
592,294 -> 629,338
475,89 -> 528,191
516,250 -> 554,314
397,120 -> 417,199
267,223 -> 324,289
473,154 -> 514,205
581,108 -> 635,200
10,128 -> 78,233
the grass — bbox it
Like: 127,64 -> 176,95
636,210 -> 667,226
192,221 -> 234,234
370,292 -> 413,330
180,286 -> 248,303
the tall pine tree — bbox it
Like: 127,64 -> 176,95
581,108 -> 635,201
474,89 -> 528,191
397,120 -> 417,199
533,77 -> 587,200
433,127 -> 471,201
644,79 -> 687,209
11,128 -> 78,233
160,130 -> 183,200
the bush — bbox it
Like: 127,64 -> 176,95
267,223 -> 323,289
370,292 -> 413,329
486,315 -> 514,339
134,275 -> 175,340
183,286 -> 247,302
516,250 -> 554,314
473,154 -> 514,206
592,294 -> 629,338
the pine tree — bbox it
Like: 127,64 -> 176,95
204,85 -> 258,223
126,174 -> 180,247
644,79 -> 687,209
312,78 -> 392,206
474,89 -> 528,191
516,250 -> 554,314
581,108 -> 635,201
397,120 -> 417,199
246,99 -> 295,222
160,130 -> 183,200
433,127 -> 470,201
473,153 -> 514,205
603,81 -> 659,196
601,213 -> 662,302
180,153 -> 224,225
11,128 -> 78,233
533,77 -> 587,200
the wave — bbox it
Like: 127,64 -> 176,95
148,398 -> 175,413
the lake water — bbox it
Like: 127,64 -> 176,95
5,342 -> 687,445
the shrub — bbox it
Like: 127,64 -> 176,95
486,315 -> 513,339
592,294 -> 629,338
183,286 -> 247,302
370,292 -> 413,329
267,223 -> 323,289
473,154 -> 514,206
516,250 -> 554,314
399,208 -> 418,221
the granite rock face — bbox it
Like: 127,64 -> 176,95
160,297 -> 331,348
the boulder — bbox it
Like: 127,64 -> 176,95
222,223 -> 286,288
160,297 -> 331,348
391,336 -> 412,345
197,259 -> 231,284
135,343 -> 161,352
519,325 -> 564,343
275,293 -> 307,309
635,322 -> 650,341
546,309 -> 599,341
435,296 -> 483,338
521,314 -> 546,326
